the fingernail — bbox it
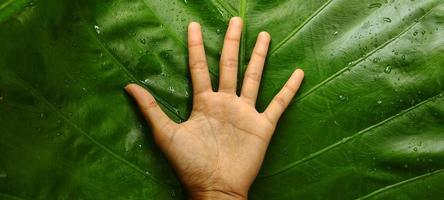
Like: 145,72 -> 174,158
294,69 -> 305,77
124,84 -> 134,92
189,22 -> 200,29
259,31 -> 271,40
230,17 -> 242,26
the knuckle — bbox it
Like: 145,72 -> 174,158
225,36 -> 240,43
284,84 -> 297,93
245,71 -> 260,83
253,51 -> 266,59
274,96 -> 287,107
190,60 -> 207,70
188,41 -> 203,48
221,58 -> 238,69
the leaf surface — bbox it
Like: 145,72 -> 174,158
0,0 -> 443,199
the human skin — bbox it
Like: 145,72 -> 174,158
125,17 -> 304,200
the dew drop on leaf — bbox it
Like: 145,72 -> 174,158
372,57 -> 380,63
216,29 -> 222,34
384,65 -> 392,74
168,86 -> 175,94
377,100 -> 382,104
383,17 -> 392,23
140,38 -> 146,44
368,3 -> 382,9
338,94 -> 348,102
94,25 -> 101,34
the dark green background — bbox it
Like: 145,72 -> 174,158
1,0 -> 443,199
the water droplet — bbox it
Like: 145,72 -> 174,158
183,0 -> 188,4
216,29 -> 222,34
140,38 -> 146,44
377,100 -> 383,104
413,147 -> 418,152
333,31 -> 339,36
372,57 -> 381,63
334,120 -> 340,126
368,3 -> 382,8
138,144 -> 142,149
168,86 -> 175,94
404,164 -> 408,168
338,94 -> 348,102
383,17 -> 392,23
145,171 -> 150,175
94,25 -> 101,34
384,65 -> 392,74
413,31 -> 418,36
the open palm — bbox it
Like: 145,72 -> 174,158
125,17 -> 304,200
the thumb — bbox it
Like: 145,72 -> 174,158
125,84 -> 177,141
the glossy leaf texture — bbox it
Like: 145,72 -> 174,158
0,0 -> 443,199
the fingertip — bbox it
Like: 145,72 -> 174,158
188,22 -> 201,30
124,83 -> 138,93
230,16 -> 243,27
294,69 -> 305,78
259,31 -> 271,40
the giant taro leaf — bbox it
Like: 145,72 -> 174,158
0,0 -> 443,199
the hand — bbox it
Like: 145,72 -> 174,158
125,17 -> 304,200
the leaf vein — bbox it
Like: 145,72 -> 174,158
295,6 -> 435,103
356,169 -> 444,199
259,91 -> 444,178
269,0 -> 335,55
211,0 -> 237,17
9,71 -> 169,186
85,24 -> 187,121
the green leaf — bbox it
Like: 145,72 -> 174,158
0,0 -> 443,199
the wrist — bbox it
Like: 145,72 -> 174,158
188,189 -> 247,200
